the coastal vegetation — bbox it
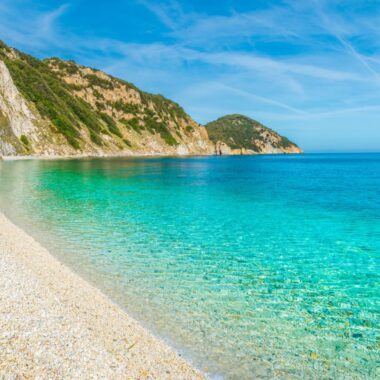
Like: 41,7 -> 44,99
20,135 -> 29,146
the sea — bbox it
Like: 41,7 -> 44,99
0,153 -> 379,379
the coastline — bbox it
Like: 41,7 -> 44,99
0,149 -> 303,161
0,152 -> 215,161
0,212 -> 205,379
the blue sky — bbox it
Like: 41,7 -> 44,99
0,0 -> 380,152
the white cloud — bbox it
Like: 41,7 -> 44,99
0,1 -> 69,51
137,0 -> 186,30
313,0 -> 380,85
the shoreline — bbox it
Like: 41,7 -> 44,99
0,152 -> 214,161
0,212 -> 205,379
0,150 -> 304,161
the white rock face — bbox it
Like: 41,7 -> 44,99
215,141 -> 232,155
0,60 -> 36,139
176,145 -> 190,155
0,139 -> 17,155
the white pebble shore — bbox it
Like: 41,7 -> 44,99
0,213 -> 205,379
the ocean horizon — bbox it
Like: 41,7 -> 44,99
0,153 -> 379,379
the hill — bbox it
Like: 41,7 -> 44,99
0,41 -> 302,157
206,114 -> 302,154
0,41 -> 213,157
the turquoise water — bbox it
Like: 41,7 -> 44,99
0,154 -> 379,379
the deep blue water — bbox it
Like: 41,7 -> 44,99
0,153 -> 379,379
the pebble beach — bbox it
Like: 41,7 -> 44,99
0,213 -> 204,379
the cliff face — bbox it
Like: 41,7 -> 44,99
0,42 -> 214,157
206,114 -> 302,154
0,42 -> 302,158
0,60 -> 34,155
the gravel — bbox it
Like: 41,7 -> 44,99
0,213 -> 204,379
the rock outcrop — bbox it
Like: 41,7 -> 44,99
215,141 -> 232,155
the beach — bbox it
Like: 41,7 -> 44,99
0,212 -> 204,379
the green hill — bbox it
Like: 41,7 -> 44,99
206,114 -> 302,154
0,40 -> 213,156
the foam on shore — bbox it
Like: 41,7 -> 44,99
0,213 -> 204,379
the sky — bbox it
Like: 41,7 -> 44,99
0,0 -> 380,152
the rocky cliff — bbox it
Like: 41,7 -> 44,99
206,114 -> 302,154
0,41 -> 302,158
0,41 -> 213,157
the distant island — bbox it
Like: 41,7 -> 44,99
0,40 -> 302,158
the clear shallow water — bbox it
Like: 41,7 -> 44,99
0,154 -> 379,379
